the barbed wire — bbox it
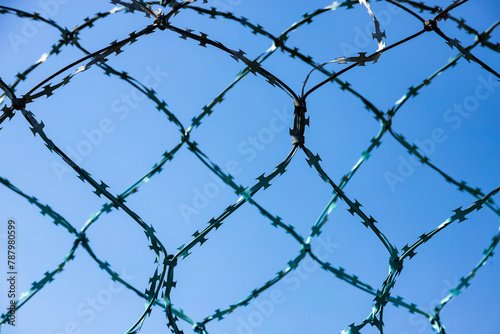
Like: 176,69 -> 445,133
0,0 -> 499,333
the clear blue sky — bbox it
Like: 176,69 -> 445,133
1,1 -> 499,333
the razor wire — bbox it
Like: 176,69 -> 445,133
0,0 -> 499,333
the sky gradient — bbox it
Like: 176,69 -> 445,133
1,1 -> 499,334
